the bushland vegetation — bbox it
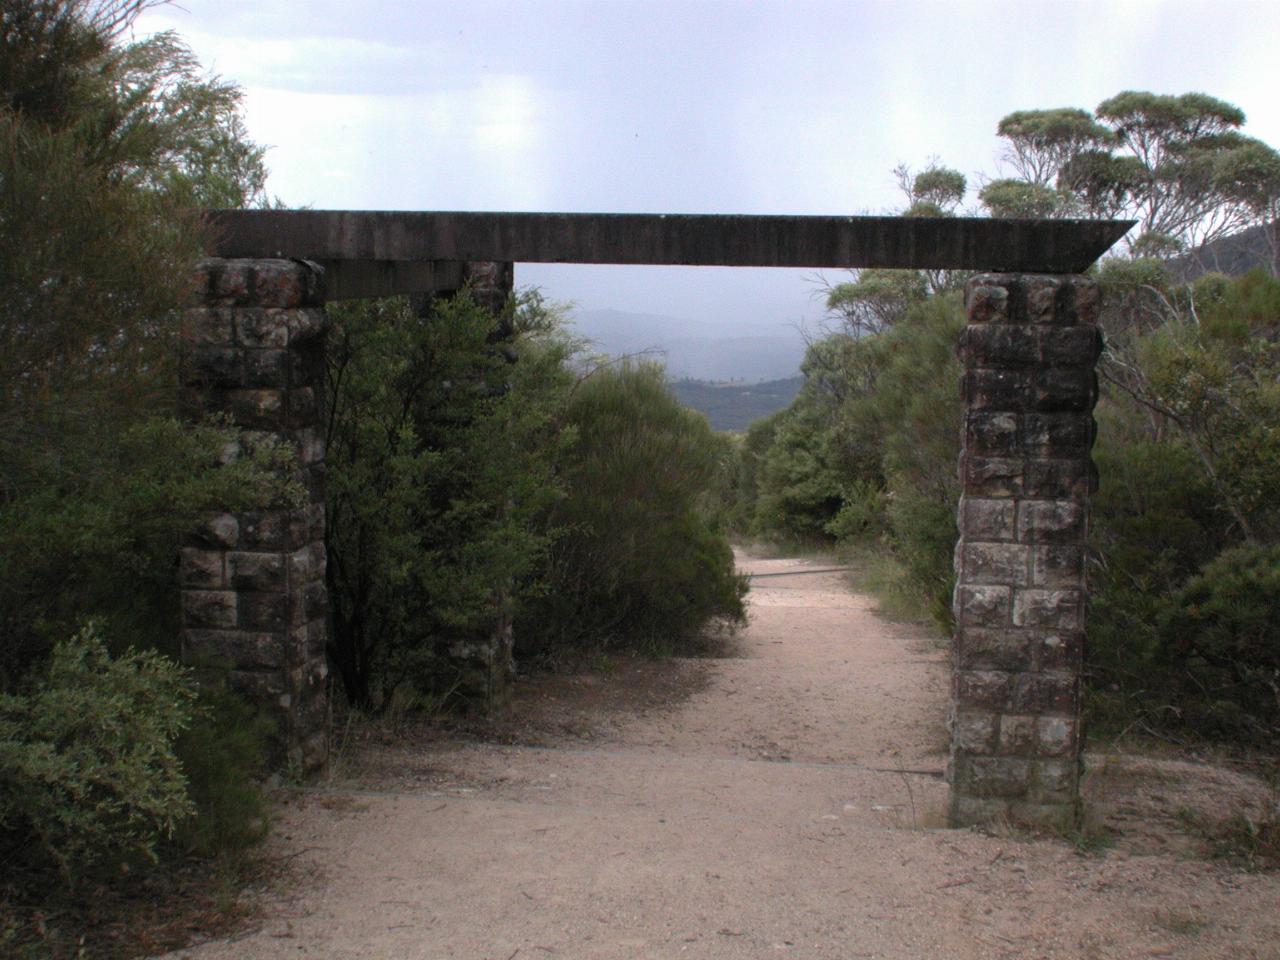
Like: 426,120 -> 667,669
0,0 -> 289,951
735,92 -> 1280,751
323,293 -> 746,709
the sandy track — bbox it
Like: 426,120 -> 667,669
167,550 -> 1280,960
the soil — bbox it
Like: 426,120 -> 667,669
164,549 -> 1280,960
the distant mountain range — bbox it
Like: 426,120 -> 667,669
566,307 -> 808,383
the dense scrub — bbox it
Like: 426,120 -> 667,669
1,0 -> 281,927
515,363 -> 746,660
323,293 -> 747,706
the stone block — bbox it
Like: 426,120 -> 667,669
191,513 -> 239,549
949,795 -> 1011,827
951,710 -> 998,752
1038,631 -> 1085,672
1033,368 -> 1096,412
960,456 -> 1023,497
960,542 -> 1030,586
960,497 -> 1016,541
184,628 -> 283,671
289,542 -> 325,581
1006,801 -> 1075,828
964,412 -> 1019,458
304,502 -> 327,542
240,591 -> 288,631
954,584 -> 1012,628
228,551 -> 286,592
235,308 -> 290,348
228,667 -> 287,701
956,628 -> 1032,671
1017,499 -> 1085,544
296,426 -> 326,465
1013,589 -> 1084,630
1010,673 -> 1078,714
183,590 -> 238,629
181,347 -> 244,388
1024,276 -> 1065,324
953,669 -> 1014,711
239,511 -> 286,550
1033,758 -> 1080,797
243,349 -> 288,388
961,325 -> 1037,367
286,387 -> 318,428
1068,277 -> 1101,325
1032,544 -> 1085,587
1039,326 -> 1102,367
954,756 -> 1032,798
306,618 -> 329,658
1036,716 -> 1079,757
998,715 -> 1038,755
303,580 -> 329,622
1023,460 -> 1092,499
965,279 -> 1010,324
286,307 -> 329,343
251,260 -> 324,308
180,308 -> 233,346
227,388 -> 284,428
1021,412 -> 1094,459
963,369 -> 1031,411
193,259 -> 324,309
179,548 -> 225,589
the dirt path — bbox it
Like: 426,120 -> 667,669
169,550 -> 1280,960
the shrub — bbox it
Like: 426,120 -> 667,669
170,687 -> 271,859
0,416 -> 299,687
1158,543 -> 1280,743
517,363 -> 747,658
0,626 -> 196,883
323,293 -> 571,709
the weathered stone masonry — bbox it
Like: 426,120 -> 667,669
949,273 -> 1102,826
179,259 -> 330,772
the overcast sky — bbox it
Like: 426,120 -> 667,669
136,0 -> 1280,332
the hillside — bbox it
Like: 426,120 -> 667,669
670,376 -> 804,431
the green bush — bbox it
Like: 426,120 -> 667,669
0,416 -> 299,687
1158,543 -> 1280,742
0,626 -> 196,883
323,293 -> 571,709
171,687 -> 271,859
517,363 -> 747,658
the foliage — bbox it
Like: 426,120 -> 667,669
517,363 -> 747,658
170,687 -> 272,859
1158,544 -> 1280,741
989,91 -> 1280,256
323,293 -> 571,709
0,0 -> 279,905
0,626 -> 196,883
978,178 -> 1062,218
0,417 -> 298,687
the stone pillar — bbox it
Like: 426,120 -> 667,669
179,259 -> 330,772
949,273 -> 1102,827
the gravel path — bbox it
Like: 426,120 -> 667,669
167,550 -> 1280,960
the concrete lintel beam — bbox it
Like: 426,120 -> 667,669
206,210 -> 1133,274
319,259 -> 466,300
